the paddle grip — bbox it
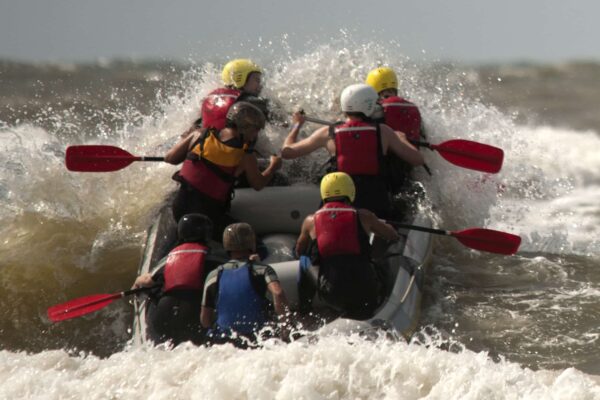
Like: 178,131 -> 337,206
137,157 -> 165,162
122,285 -> 160,297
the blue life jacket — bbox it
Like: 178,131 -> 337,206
215,262 -> 267,334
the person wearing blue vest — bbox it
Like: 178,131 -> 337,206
200,222 -> 289,347
132,213 -> 213,346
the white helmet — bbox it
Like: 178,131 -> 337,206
340,84 -> 378,117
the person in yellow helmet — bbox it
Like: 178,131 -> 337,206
366,67 -> 427,215
175,59 -> 269,142
281,83 -> 424,219
365,67 -> 423,143
295,172 -> 400,318
192,59 -> 267,133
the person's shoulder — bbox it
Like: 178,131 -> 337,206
204,267 -> 220,282
250,260 -> 271,270
357,208 -> 377,220
251,261 -> 277,274
377,122 -> 395,133
183,129 -> 203,144
400,96 -> 418,106
303,213 -> 315,223
239,94 -> 269,113
210,260 -> 239,274
315,125 -> 330,135
379,123 -> 404,141
300,213 -> 315,230
219,260 -> 246,269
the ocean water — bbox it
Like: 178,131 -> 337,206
1,37 -> 599,399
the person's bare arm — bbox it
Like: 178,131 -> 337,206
281,125 -> 330,159
358,209 -> 400,242
382,124 -> 424,166
200,306 -> 215,329
240,154 -> 282,190
281,111 -> 305,153
164,130 -> 199,164
267,281 -> 289,316
295,215 -> 315,256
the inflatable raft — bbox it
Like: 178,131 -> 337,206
132,184 -> 433,344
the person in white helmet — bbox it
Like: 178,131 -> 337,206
281,84 -> 424,218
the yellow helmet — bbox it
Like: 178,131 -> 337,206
320,172 -> 355,203
221,59 -> 262,89
365,67 -> 398,94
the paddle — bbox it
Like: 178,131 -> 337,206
389,222 -> 521,255
65,145 -> 164,172
303,116 -> 503,173
47,286 -> 158,322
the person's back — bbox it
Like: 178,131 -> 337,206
366,67 -> 423,142
132,214 -> 213,346
314,199 -> 378,318
366,67 -> 425,207
201,223 -> 288,347
332,85 -> 391,217
200,59 -> 267,131
296,173 -> 400,319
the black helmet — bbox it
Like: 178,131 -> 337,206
225,101 -> 266,133
177,214 -> 213,243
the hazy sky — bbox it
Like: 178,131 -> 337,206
2,0 -> 600,63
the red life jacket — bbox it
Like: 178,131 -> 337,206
179,129 -> 248,202
334,120 -> 382,176
314,202 -> 362,258
201,88 -> 241,130
163,243 -> 208,292
381,96 -> 422,142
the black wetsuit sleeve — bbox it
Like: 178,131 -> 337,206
150,258 -> 168,286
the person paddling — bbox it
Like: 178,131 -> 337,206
166,102 -> 282,237
365,67 -> 424,143
200,223 -> 289,348
181,58 -> 269,138
281,83 -> 424,219
366,67 -> 427,212
295,172 -> 400,319
132,214 -> 213,346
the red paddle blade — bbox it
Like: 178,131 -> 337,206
432,139 -> 504,173
452,228 -> 521,255
66,145 -> 136,172
47,293 -> 120,322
